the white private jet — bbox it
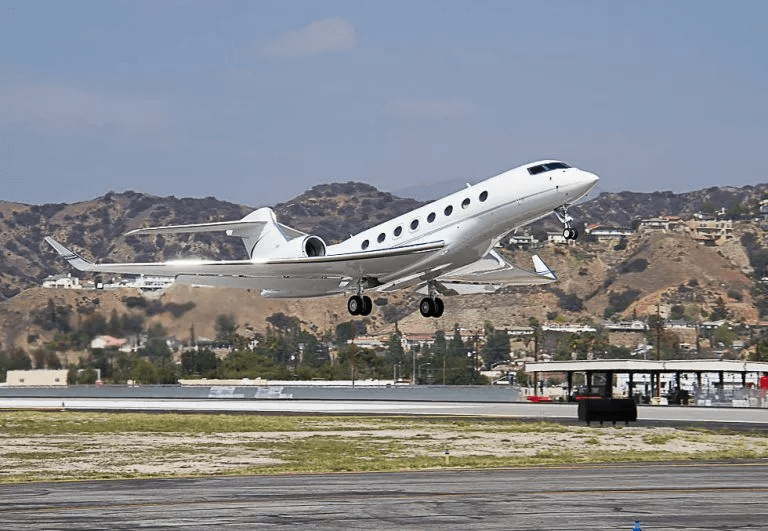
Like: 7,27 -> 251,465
46,160 -> 598,318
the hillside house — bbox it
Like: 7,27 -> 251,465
759,199 -> 768,222
638,216 -> 684,232
584,225 -> 634,241
90,335 -> 127,350
686,219 -> 734,246
507,233 -> 540,247
42,273 -> 80,289
546,232 -> 575,245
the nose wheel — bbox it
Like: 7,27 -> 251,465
347,295 -> 372,316
563,227 -> 579,240
554,205 -> 579,240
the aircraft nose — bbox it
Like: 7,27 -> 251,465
580,171 -> 599,193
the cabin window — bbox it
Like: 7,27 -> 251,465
410,219 -> 419,230
361,239 -> 369,250
394,226 -> 402,237
377,233 -> 386,243
479,191 -> 488,202
462,198 -> 470,209
444,205 -> 453,216
427,212 -> 436,223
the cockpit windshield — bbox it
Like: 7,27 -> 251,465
527,162 -> 570,175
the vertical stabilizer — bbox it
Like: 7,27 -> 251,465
229,208 -> 289,258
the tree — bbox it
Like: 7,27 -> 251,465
215,314 -> 239,343
481,322 -> 511,369
266,312 -> 300,333
140,339 -> 172,362
81,313 -> 108,338
155,357 -> 179,384
710,297 -> 730,321
181,349 -> 219,377
108,309 -> 122,337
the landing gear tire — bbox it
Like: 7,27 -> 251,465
419,297 -> 444,318
347,295 -> 363,315
433,297 -> 444,318
419,297 -> 435,317
348,295 -> 373,316
563,228 -> 578,240
360,296 -> 373,316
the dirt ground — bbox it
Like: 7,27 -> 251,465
2,421 -> 767,481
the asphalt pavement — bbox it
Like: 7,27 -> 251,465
1,462 -> 766,530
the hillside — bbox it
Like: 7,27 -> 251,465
1,180 -> 768,352
0,183 -> 423,301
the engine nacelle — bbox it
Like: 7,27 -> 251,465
275,235 -> 327,258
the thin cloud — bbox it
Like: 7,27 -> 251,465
260,17 -> 355,58
385,98 -> 473,119
0,81 -> 171,140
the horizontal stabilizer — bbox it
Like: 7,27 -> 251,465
414,251 -> 557,295
44,237 -> 95,272
532,254 -> 557,280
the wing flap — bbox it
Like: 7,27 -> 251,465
126,220 -> 267,236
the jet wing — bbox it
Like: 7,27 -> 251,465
44,237 -> 444,294
126,219 -> 306,240
410,250 -> 556,296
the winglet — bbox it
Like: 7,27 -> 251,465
44,237 -> 95,271
532,254 -> 557,281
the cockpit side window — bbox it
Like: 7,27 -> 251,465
527,162 -> 571,175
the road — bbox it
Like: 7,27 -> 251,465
1,463 -> 766,530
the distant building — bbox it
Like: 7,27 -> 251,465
42,273 -> 80,289
6,369 -> 68,386
584,225 -> 634,241
507,326 -> 535,337
759,199 -> 768,222
602,320 -> 647,332
507,233 -> 540,248
686,219 -> 734,246
542,324 -> 597,333
638,216 -> 684,232
90,335 -> 127,350
546,232 -> 573,245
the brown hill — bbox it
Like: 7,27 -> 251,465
1,181 -> 767,352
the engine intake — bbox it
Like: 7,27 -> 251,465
303,236 -> 326,257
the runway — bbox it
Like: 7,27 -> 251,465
1,462 -> 766,530
2,397 -> 768,425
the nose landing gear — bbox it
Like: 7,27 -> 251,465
554,205 -> 579,240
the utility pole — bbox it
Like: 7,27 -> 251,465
535,329 -> 539,393
350,323 -> 356,389
656,301 -> 662,397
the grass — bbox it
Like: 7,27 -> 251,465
1,411 -> 766,484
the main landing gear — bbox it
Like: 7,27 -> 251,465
419,297 -> 444,318
554,205 -> 579,240
419,281 -> 444,318
347,294 -> 372,316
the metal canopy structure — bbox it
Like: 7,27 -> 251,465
525,359 -> 768,398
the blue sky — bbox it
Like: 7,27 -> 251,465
0,1 -> 766,206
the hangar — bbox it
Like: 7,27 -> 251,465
525,359 -> 768,402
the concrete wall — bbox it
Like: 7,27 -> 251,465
6,370 -> 68,386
